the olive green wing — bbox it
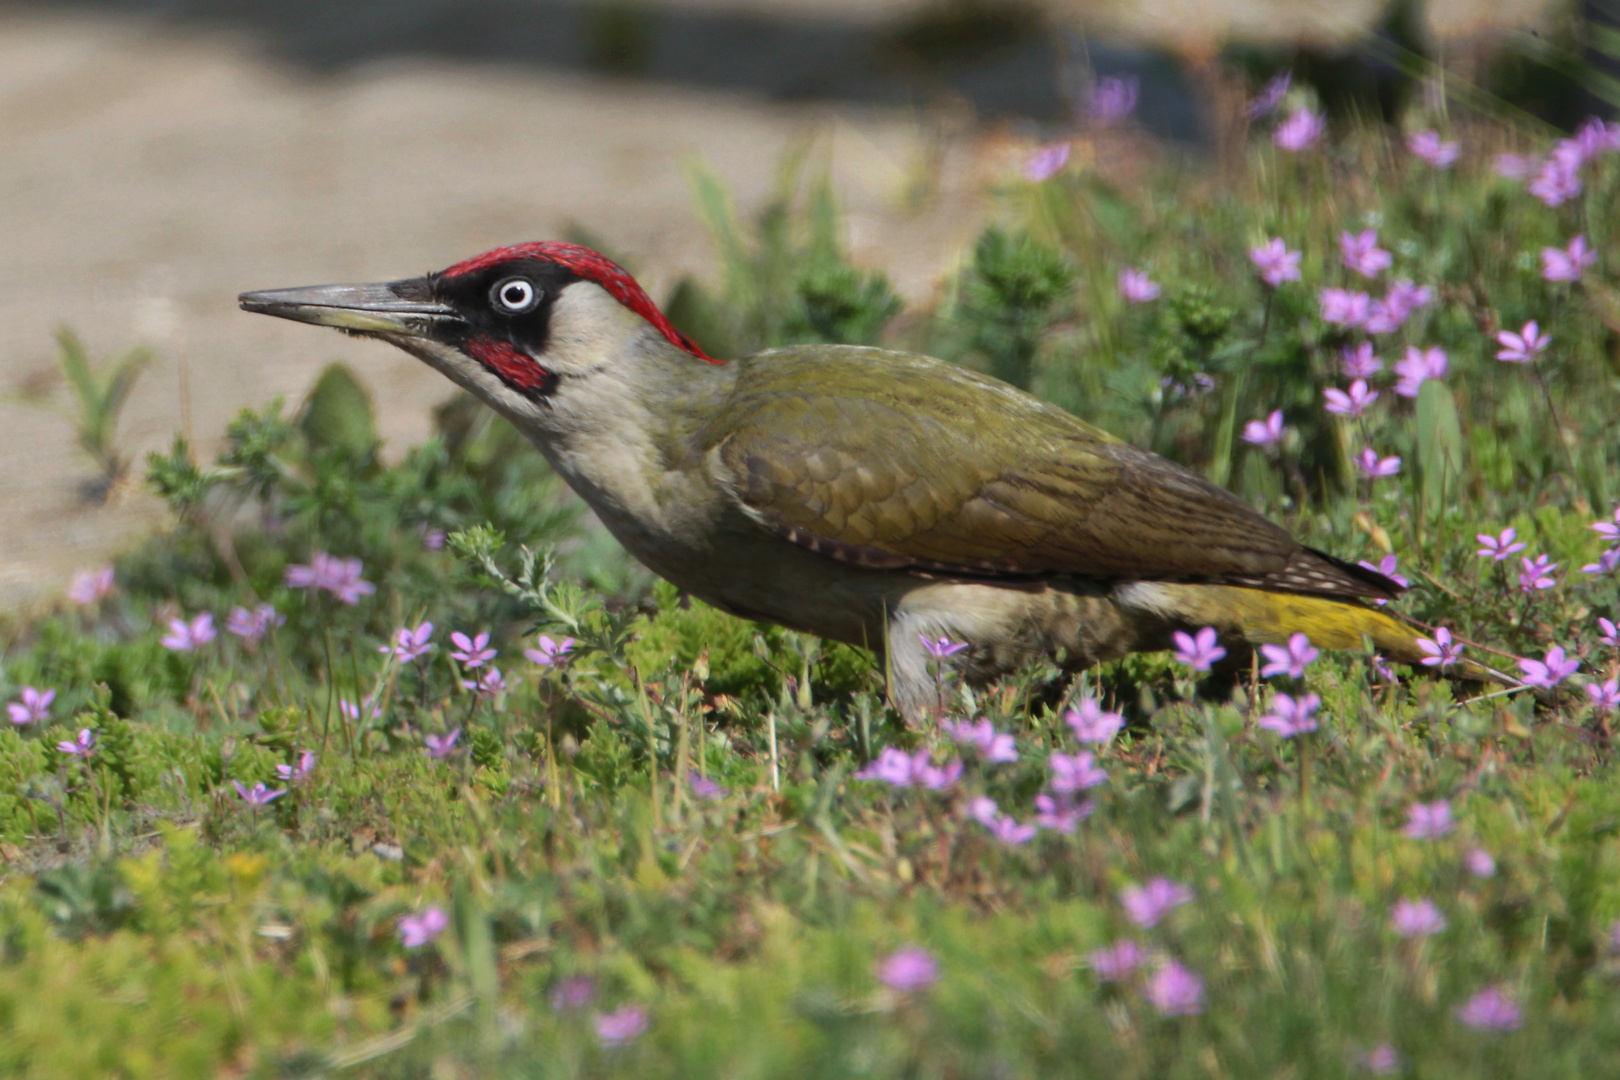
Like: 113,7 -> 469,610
702,347 -> 1394,599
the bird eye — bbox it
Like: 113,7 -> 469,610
491,277 -> 539,313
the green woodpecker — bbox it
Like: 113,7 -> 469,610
241,242 -> 1501,718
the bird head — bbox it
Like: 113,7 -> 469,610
239,242 -> 720,419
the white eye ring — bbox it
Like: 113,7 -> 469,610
492,277 -> 539,313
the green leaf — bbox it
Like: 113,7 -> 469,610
1416,379 -> 1466,518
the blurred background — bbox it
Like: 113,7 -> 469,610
0,0 -> 1607,608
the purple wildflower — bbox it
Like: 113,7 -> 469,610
1120,877 -> 1192,927
276,750 -> 316,784
339,697 -> 382,722
1242,409 -> 1286,447
984,814 -> 1038,845
878,946 -> 940,991
1601,617 -> 1620,647
1089,940 -> 1144,982
1065,697 -> 1125,744
1529,151 -> 1582,206
919,635 -> 969,659
968,795 -> 1001,827
1495,321 -> 1550,363
7,686 -> 54,726
1394,345 -> 1447,398
1171,626 -> 1226,671
421,527 -> 447,550
1245,70 -> 1291,119
1023,142 -> 1070,182
1454,985 -> 1522,1031
1355,449 -> 1402,479
855,746 -> 915,786
459,667 -> 508,697
67,566 -> 115,606
1356,554 -> 1408,607
1517,554 -> 1558,593
1049,751 -> 1108,794
226,603 -> 283,642
1341,230 -> 1393,279
1595,508 -> 1620,545
915,756 -> 963,790
1033,792 -> 1091,833
1257,692 -> 1321,738
449,631 -> 496,668
1119,268 -> 1161,303
550,975 -> 596,1011
380,622 -> 434,662
1491,153 -> 1535,180
1465,848 -> 1497,878
1589,679 -> 1620,712
941,718 -> 1018,762
424,728 -> 462,759
1407,129 -> 1460,168
1249,238 -> 1302,286
1476,528 -> 1527,561
1390,897 -> 1447,938
1575,116 -> 1620,155
1582,549 -> 1620,576
398,907 -> 449,949
688,770 -> 727,800
1324,379 -> 1378,417
594,1005 -> 649,1047
1518,646 -> 1578,689
1273,108 -> 1325,151
1086,74 -> 1139,125
1321,287 -> 1371,327
1341,343 -> 1383,378
1403,799 -> 1454,840
232,780 -> 286,807
1358,1043 -> 1402,1074
1143,960 -> 1204,1016
1259,632 -> 1319,679
161,612 -> 216,652
1542,235 -> 1596,282
524,634 -> 575,667
1415,627 -> 1463,669
286,552 -> 375,605
57,728 -> 97,756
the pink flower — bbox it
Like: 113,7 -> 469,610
449,631 -> 496,668
855,746 -> 916,786
1341,230 -> 1393,279
1172,626 -> 1226,671
1249,238 -> 1301,286
1342,343 -> 1383,378
1491,152 -> 1535,180
276,750 -> 316,784
67,566 -> 115,606
1023,142 -> 1070,182
1274,108 -> 1325,151
919,635 -> 969,658
1033,792 -> 1090,832
1321,287 -> 1371,327
1242,409 -> 1286,447
1403,799 -> 1454,840
1574,116 -> 1620,156
1541,235 -> 1597,282
915,756 -> 964,791
161,612 -> 216,652
968,795 -> 1001,826
1065,697 -> 1125,743
1119,268 -> 1160,303
1495,320 -> 1550,362
941,718 -> 1018,763
1601,617 -> 1620,647
1586,678 -> 1620,713
57,728 -> 97,756
286,551 -> 374,604
7,686 -> 55,726
1582,549 -> 1620,576
1593,508 -> 1620,545
524,634 -> 576,666
1257,692 -> 1321,738
1476,528 -> 1527,561
1454,985 -> 1522,1031
226,603 -> 283,642
1120,877 -> 1192,927
985,814 -> 1038,845
380,622 -> 434,662
398,907 -> 448,948
1517,554 -> 1558,593
1466,848 -> 1497,878
878,946 -> 940,991
550,975 -> 596,1011
1415,627 -> 1463,669
1324,379 -> 1378,417
1394,345 -> 1447,398
1407,130 -> 1460,168
1089,939 -> 1144,981
1086,75 -> 1139,125
1143,960 -> 1204,1016
1390,897 -> 1447,938
424,728 -> 461,759
1355,449 -> 1401,479
1245,70 -> 1291,119
1357,554 -> 1407,606
1049,751 -> 1108,794
338,697 -> 382,722
232,780 -> 286,807
459,667 -> 507,697
1529,151 -> 1582,206
594,1005 -> 649,1046
1358,1043 -> 1401,1074
1259,632 -> 1319,678
1518,646 -> 1578,689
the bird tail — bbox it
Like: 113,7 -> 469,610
1124,582 -> 1518,687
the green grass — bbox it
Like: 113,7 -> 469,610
3,80 -> 1620,1077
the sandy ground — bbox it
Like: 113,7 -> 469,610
0,9 -> 1002,612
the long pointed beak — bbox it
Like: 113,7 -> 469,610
238,281 -> 459,336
